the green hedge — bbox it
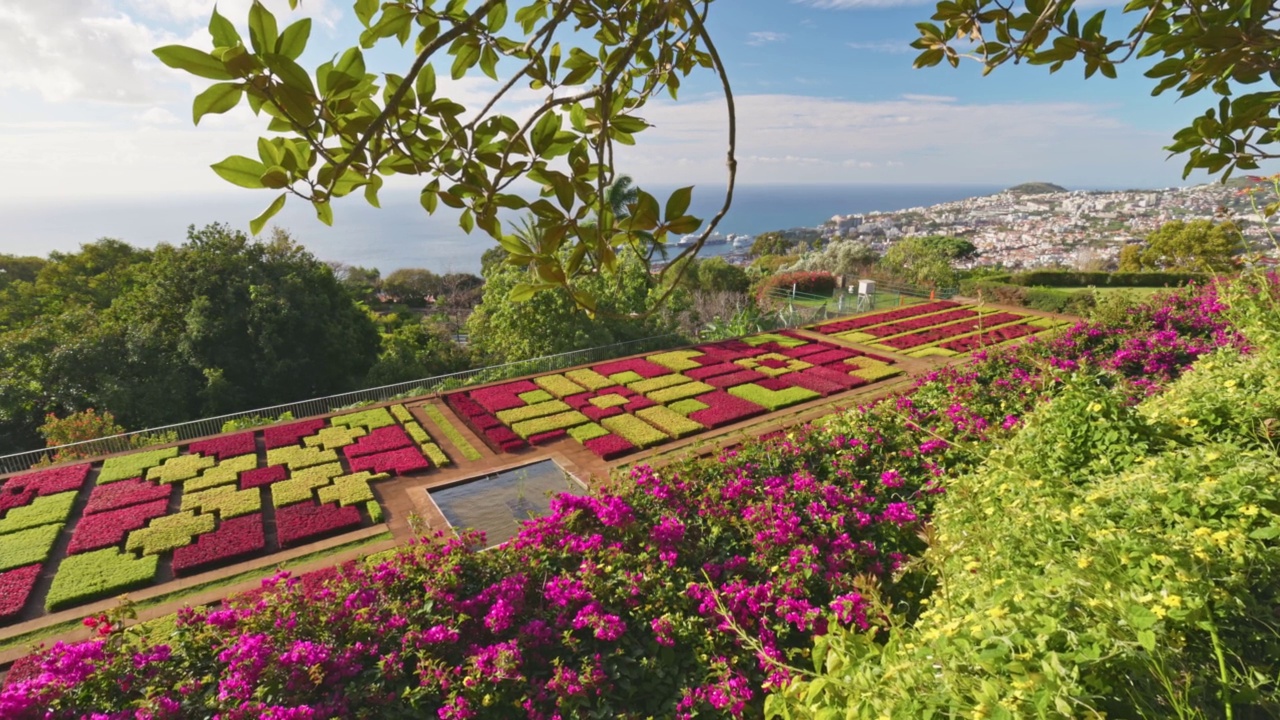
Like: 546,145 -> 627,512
420,404 -> 483,462
1006,270 -> 1211,288
271,463 -> 344,507
125,511 -> 216,556
0,491 -> 76,536
180,485 -> 262,519
0,523 -> 62,571
728,383 -> 820,411
635,406 -> 704,438
601,415 -> 669,448
317,471 -> 387,507
330,407 -> 397,431
496,400 -> 572,425
185,454 -> 257,492
564,368 -> 614,391
303,425 -> 368,450
46,548 -> 159,612
99,447 -> 181,484
266,445 -> 339,470
533,374 -> 586,398
146,453 -> 217,484
510,411 -> 590,439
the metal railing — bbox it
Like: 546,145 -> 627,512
0,333 -> 685,475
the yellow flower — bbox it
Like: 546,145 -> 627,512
1163,594 -> 1183,608
1240,504 -> 1260,517
1077,556 -> 1093,569
1087,402 -> 1103,413
987,605 -> 1009,619
1153,605 -> 1168,619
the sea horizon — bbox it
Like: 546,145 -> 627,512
0,182 -> 1137,274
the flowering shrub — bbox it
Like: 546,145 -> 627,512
0,565 -> 41,622
172,515 -> 266,577
187,431 -> 256,460
66,499 -> 169,555
0,492 -> 76,536
276,500 -> 363,547
98,448 -> 179,484
82,478 -> 171,515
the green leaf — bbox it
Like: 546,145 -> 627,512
1249,526 -> 1280,539
531,112 -> 562,156
209,7 -> 240,48
486,3 -> 508,32
211,155 -> 268,189
249,193 -> 287,235
1137,629 -> 1157,652
354,0 -> 378,26
665,186 -> 693,221
415,63 -> 437,100
666,215 -> 702,235
459,209 -> 475,234
450,38 -> 481,80
1127,604 -> 1159,631
315,200 -> 334,226
260,165 -> 290,189
630,190 -> 660,230
277,18 -> 312,60
508,282 -> 537,302
154,45 -> 232,80
192,82 -> 243,125
248,1 -> 279,55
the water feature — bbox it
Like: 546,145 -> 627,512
427,459 -> 587,549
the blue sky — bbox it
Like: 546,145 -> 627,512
0,0 -> 1265,208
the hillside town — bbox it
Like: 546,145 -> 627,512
820,181 -> 1277,269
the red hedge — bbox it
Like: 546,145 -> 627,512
344,426 -> 413,459
0,565 -> 41,623
263,420 -> 326,450
172,514 -> 266,576
347,447 -> 430,475
582,434 -> 636,460
757,270 -> 837,301
276,501 -> 362,548
67,499 -> 169,555
187,432 -> 256,460
240,465 -> 288,490
83,478 -> 172,516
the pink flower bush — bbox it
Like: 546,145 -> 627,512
66,499 -> 169,555
0,565 -> 41,623
172,515 -> 266,576
188,432 -> 256,460
82,478 -> 171,515
263,420 -> 326,450
276,501 -> 362,548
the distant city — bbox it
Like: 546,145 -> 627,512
822,181 -> 1276,269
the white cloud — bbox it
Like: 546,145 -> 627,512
797,0 -> 934,9
126,0 -> 341,29
847,40 -> 915,54
747,31 -> 788,46
0,1 -> 179,103
900,93 -> 957,102
137,107 -> 179,124
614,93 -> 1180,187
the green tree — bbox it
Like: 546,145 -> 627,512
785,238 -> 880,279
0,239 -> 152,331
880,236 -> 974,288
1138,219 -> 1243,271
467,246 -> 676,366
153,0 -> 727,311
913,0 -> 1280,179
0,255 -> 45,291
1118,243 -> 1145,272
330,263 -> 382,303
682,256 -> 751,294
365,320 -> 468,386
751,232 -> 796,258
383,268 -> 442,306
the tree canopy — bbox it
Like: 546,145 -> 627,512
153,0 -> 734,312
913,0 -> 1280,180
1123,219 -> 1243,271
880,235 -> 976,288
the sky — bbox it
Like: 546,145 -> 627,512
0,0 -> 1267,257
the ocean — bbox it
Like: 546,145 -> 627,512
0,184 -> 1005,275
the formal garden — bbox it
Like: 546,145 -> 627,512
0,271 -> 1273,718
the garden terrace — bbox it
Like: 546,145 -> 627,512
0,302 -> 1072,652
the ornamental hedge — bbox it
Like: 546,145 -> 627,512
180,485 -> 262,519
419,404 -> 483,461
124,511 -> 216,556
0,492 -> 76,536
45,549 -> 158,612
185,454 -> 257,492
0,524 -> 62,572
171,514 -> 266,577
756,270 -> 837,300
98,448 -> 179,484
67,499 -> 170,555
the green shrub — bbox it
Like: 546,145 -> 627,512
420,404 -> 483,461
567,422 -> 610,442
266,446 -> 339,471
220,411 -> 294,433
317,471 -> 388,507
1009,270 -> 1210,288
727,383 -> 819,411
125,511 -> 216,556
517,389 -> 554,404
302,425 -> 368,450
185,454 -> 258,492
271,463 -> 344,507
587,394 -> 629,409
180,485 -> 262,519
46,548 -> 159,612
606,370 -> 644,385
0,491 -> 76,536
0,523 -> 61,571
647,350 -> 704,371
389,404 -> 414,423
564,368 -> 614,391
146,453 -> 217,484
99,447 -> 180,484
496,400 -> 572,425
647,381 -> 715,404
510,411 -> 590,439
601,414 -> 669,448
628,374 -> 691,394
330,408 -> 397,431
667,398 -> 709,416
366,501 -> 384,524
636,406 -> 703,438
533,374 -> 586,398
741,332 -> 808,348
